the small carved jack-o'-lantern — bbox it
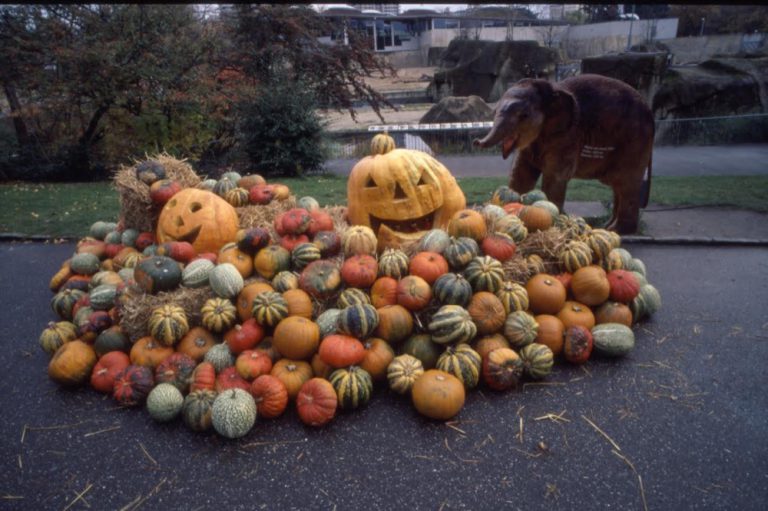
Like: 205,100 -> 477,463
347,149 -> 466,252
156,188 -> 239,254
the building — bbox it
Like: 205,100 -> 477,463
350,4 -> 399,16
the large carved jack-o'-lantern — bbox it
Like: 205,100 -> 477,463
347,149 -> 466,252
156,188 -> 239,254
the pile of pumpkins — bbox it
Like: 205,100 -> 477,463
40,162 -> 661,440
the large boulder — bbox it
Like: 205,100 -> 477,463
581,51 -> 670,102
429,40 -> 559,103
419,96 -> 493,124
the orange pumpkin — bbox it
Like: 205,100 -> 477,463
190,362 -> 216,392
518,206 -> 552,232
396,275 -> 432,311
282,288 -> 314,319
467,292 -> 507,335
360,338 -> 395,381
373,305 -> 413,344
270,359 -> 313,400
533,314 -> 565,356
235,349 -> 273,380
250,374 -> 289,419
272,316 -> 320,360
310,352 -> 334,380
156,188 -> 239,254
318,334 -> 366,368
594,301 -> 633,327
218,243 -> 254,278
571,265 -> 611,306
129,337 -> 174,369
176,327 -> 217,362
447,209 -> 487,241
371,277 -> 398,308
409,251 -> 449,285
526,274 -> 566,315
90,351 -> 131,393
296,378 -> 338,427
411,369 -> 466,420
556,301 -> 596,330
341,254 -> 379,288
48,340 -> 97,387
236,281 -> 275,322
472,334 -> 510,360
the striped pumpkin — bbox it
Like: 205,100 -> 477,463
496,281 -> 529,315
433,273 -> 473,307
88,284 -> 117,310
337,288 -> 371,309
526,254 -> 546,275
417,229 -> 451,254
494,214 -> 528,243
436,344 -> 482,389
291,243 -> 322,271
51,289 -> 86,321
428,305 -> 477,345
490,186 -> 521,206
519,343 -> 554,379
463,256 -> 504,293
503,311 -> 539,349
586,229 -> 618,261
316,308 -> 342,338
224,187 -> 250,208
182,259 -> 215,288
148,304 -> 189,346
444,237 -> 479,270
558,240 -> 594,273
251,291 -> 289,328
39,321 -> 78,356
378,248 -> 410,279
387,354 -> 424,395
272,271 -> 299,292
209,263 -> 245,299
630,284 -> 662,322
337,303 -> 379,339
182,389 -> 217,432
200,297 -> 238,333
370,132 -> 396,155
213,177 -> 237,197
204,343 -> 235,373
329,366 -> 373,410
599,249 -> 625,272
342,225 -> 378,257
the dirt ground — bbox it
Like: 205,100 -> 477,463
319,67 -> 437,131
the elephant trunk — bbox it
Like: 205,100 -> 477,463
473,121 -> 506,148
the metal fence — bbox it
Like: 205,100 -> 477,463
324,113 -> 768,159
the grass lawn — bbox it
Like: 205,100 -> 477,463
1,175 -> 767,237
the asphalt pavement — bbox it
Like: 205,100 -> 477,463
1,242 -> 767,510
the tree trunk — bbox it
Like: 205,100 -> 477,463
2,81 -> 33,149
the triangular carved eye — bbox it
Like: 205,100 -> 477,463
416,174 -> 427,186
365,175 -> 377,188
393,182 -> 408,199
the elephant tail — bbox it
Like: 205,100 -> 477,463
640,153 -> 652,208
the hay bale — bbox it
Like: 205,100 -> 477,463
113,153 -> 202,233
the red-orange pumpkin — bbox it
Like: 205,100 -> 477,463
90,351 -> 130,393
409,251 -> 449,285
396,275 -> 432,311
533,314 -> 565,356
373,305 -> 413,344
607,269 -> 640,303
190,361 -> 216,392
318,334 -> 366,368
296,378 -> 338,427
236,349 -> 274,380
360,338 -> 395,381
224,319 -> 265,355
215,366 -> 251,392
341,254 -> 379,288
371,277 -> 398,308
250,374 -> 289,419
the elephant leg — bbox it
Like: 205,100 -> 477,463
605,188 -> 619,231
615,185 -> 641,234
509,157 -> 541,194
541,173 -> 569,213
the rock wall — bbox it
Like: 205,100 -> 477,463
581,52 -> 670,103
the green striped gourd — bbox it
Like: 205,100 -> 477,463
632,271 -> 648,287
316,308 -> 342,338
213,177 -> 237,197
482,204 -> 507,223
121,228 -> 140,248
337,303 -> 379,339
418,229 -> 451,254
558,240 -> 593,273
182,259 -> 215,288
88,284 -> 118,310
297,196 -> 320,211
387,354 -> 424,394
526,254 -> 546,275
378,248 -> 410,279
329,366 -> 373,410
224,187 -> 250,208
198,178 -> 217,191
521,189 -> 547,205
591,323 -> 635,356
490,186 -> 521,206
432,273 -> 473,307
627,256 -> 646,276
211,388 -> 257,439
70,253 -> 101,275
519,343 -> 554,379
337,288 -> 371,309
221,171 -> 242,182
104,230 -> 122,244
89,221 -> 117,240
204,343 -> 235,372
183,389 -> 217,432
291,243 -> 322,271
494,214 -> 528,243
209,263 -> 244,298
201,297 -> 238,333
251,291 -> 289,327
428,305 -> 477,345
444,237 -> 479,269
146,383 -> 184,422
51,289 -> 86,320
94,326 -> 130,356
272,271 -> 299,292
402,334 -> 442,369
532,200 -> 559,218
463,256 -> 504,293
630,284 -> 661,322
436,344 -> 482,389
39,321 -> 78,356
586,229 -> 618,261
496,281 -> 529,315
148,304 -> 189,346
503,311 -> 539,349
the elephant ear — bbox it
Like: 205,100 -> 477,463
543,89 -> 577,136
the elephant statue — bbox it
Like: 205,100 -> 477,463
474,74 -> 654,234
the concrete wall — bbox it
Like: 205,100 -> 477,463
661,34 -> 768,64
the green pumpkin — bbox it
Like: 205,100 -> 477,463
221,171 -> 242,183
521,189 -> 547,205
148,304 -> 189,347
297,196 -> 320,211
104,230 -> 123,245
204,343 -> 235,373
491,186 -> 521,206
378,249 -> 410,279
198,178 -> 217,191
183,389 -> 217,432
51,289 -> 86,321
337,288 -> 371,309
519,343 -> 554,379
211,388 -> 257,439
432,273 -> 473,307
444,237 -> 480,270
134,256 -> 182,294
627,257 -> 647,277
88,284 -> 118,310
182,259 -> 215,288
436,344 -> 482,389
401,334 -> 442,369
387,354 -> 424,394
428,305 -> 477,345
503,311 -> 539,349
272,271 -> 299,292
94,326 -> 131,356
630,284 -> 661,322
209,263 -> 245,299
89,221 -> 118,241
213,177 -> 237,197
592,323 -> 635,357
291,243 -> 322,271
39,321 -> 78,356
463,256 -> 504,293
70,253 -> 101,276
251,291 -> 289,327
417,229 -> 451,254
329,366 -> 373,411
316,308 -> 342,338
337,303 -> 379,339
496,281 -> 529,315
121,229 -> 140,248
146,383 -> 184,422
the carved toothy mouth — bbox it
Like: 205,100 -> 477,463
163,225 -> 201,244
369,211 -> 436,235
